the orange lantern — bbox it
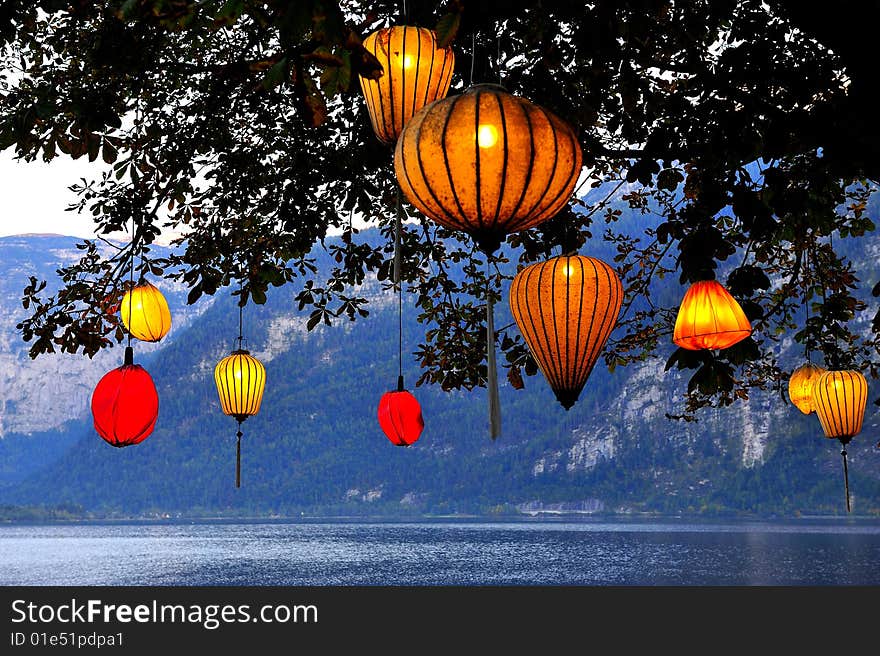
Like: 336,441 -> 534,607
509,255 -> 623,409
811,369 -> 868,513
788,363 -> 826,414
395,83 -> 583,253
120,281 -> 172,343
359,25 -> 454,145
672,280 -> 751,351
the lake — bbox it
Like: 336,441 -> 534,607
1,519 -> 878,585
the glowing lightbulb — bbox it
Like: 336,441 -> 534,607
562,263 -> 576,278
402,54 -> 414,70
477,124 -> 498,149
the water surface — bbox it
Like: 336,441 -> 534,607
1,519 -> 878,585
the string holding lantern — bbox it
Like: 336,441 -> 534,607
359,25 -> 455,145
213,290 -> 266,489
121,281 -> 172,343
91,346 -> 159,447
788,363 -> 826,414
509,255 -> 623,409
395,83 -> 583,438
811,369 -> 868,513
673,280 -> 752,351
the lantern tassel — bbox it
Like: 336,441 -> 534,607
841,444 -> 851,513
236,426 -> 242,489
487,292 -> 501,440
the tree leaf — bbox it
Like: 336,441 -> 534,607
435,12 -> 461,49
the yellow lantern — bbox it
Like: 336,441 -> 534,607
120,281 -> 172,343
672,280 -> 751,351
359,25 -> 454,145
509,255 -> 623,409
214,349 -> 266,488
788,363 -> 826,414
811,369 -> 868,513
395,83 -> 583,253
811,369 -> 868,442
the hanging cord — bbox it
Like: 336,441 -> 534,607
803,248 -> 812,363
470,32 -> 476,86
486,256 -> 501,439
496,30 -> 502,85
395,187 -> 404,390
840,442 -> 851,513
237,275 -> 244,351
127,217 -> 135,348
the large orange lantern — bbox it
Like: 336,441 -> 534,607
788,363 -> 826,414
359,25 -> 454,145
509,255 -> 623,409
672,280 -> 751,351
214,349 -> 267,488
395,83 -> 583,254
120,281 -> 172,343
811,369 -> 868,512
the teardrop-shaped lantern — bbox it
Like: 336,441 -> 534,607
395,84 -> 583,254
359,25 -> 454,145
91,346 -> 159,447
214,349 -> 266,488
509,255 -> 623,410
811,369 -> 868,513
788,363 -> 826,414
378,379 -> 424,446
121,281 -> 172,343
672,280 -> 751,351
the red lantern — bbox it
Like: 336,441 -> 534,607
378,379 -> 424,447
91,347 -> 159,447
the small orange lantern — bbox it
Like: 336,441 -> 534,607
788,363 -> 826,414
672,280 -> 751,351
359,25 -> 454,145
811,369 -> 868,513
120,281 -> 172,343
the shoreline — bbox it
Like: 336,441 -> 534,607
2,512 -> 879,526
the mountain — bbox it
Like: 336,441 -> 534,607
0,228 -> 879,517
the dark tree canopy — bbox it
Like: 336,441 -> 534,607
2,0 -> 879,415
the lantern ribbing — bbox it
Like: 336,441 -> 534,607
359,26 -> 454,146
509,255 -> 623,410
395,84 -> 583,254
811,369 -> 868,513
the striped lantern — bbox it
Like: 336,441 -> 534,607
359,25 -> 454,145
395,83 -> 583,254
509,255 -> 623,409
214,349 -> 267,488
788,362 -> 826,414
811,369 -> 868,513
673,280 -> 751,351
811,369 -> 868,441
120,281 -> 172,343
